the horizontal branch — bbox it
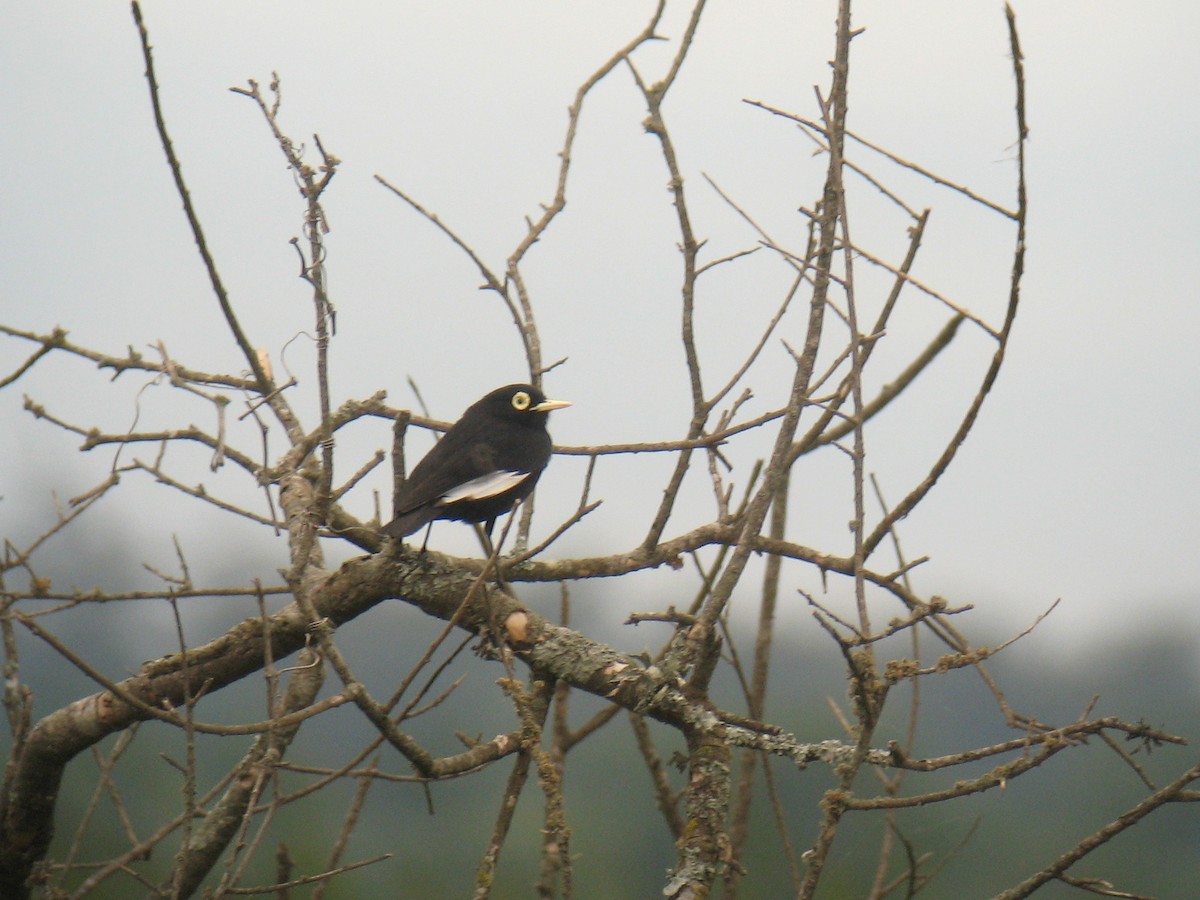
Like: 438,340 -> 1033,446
22,398 -> 264,476
8,585 -> 290,607
0,324 -> 260,391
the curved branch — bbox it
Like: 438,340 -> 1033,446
131,3 -> 300,443
861,1 -> 1028,557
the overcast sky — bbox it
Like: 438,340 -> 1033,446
2,1 -> 1198,671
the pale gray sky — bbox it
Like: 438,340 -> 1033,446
3,1 -> 1198,666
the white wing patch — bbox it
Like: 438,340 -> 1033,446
437,470 -> 530,505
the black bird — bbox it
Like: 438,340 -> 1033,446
382,384 -> 571,543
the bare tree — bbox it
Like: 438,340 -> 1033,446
2,3 -> 1196,898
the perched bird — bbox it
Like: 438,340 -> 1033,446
382,384 -> 571,543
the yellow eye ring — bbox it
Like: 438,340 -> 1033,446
511,391 -> 532,411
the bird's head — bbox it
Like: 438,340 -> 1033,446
478,384 -> 572,424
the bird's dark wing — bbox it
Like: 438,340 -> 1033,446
394,431 -> 488,509
385,433 -> 527,537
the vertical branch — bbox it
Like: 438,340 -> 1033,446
130,3 -> 278,410
474,754 -> 534,898
692,0 -> 852,639
171,596 -> 202,884
504,0 -> 669,382
53,728 -> 139,891
665,2 -> 854,891
537,598 -> 574,899
862,4 -> 1027,558
227,77 -> 341,640
792,1 -> 858,893
484,679 -> 558,898
301,135 -> 338,528
628,712 -> 685,840
724,469 -> 790,896
865,474 -> 920,899
1005,2 -> 1029,344
814,81 -> 871,640
231,76 -> 340,536
0,592 -> 30,761
311,756 -> 377,900
645,0 -> 710,411
664,633 -> 729,899
634,0 -> 715,550
154,647 -> 325,897
500,3 -> 666,546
